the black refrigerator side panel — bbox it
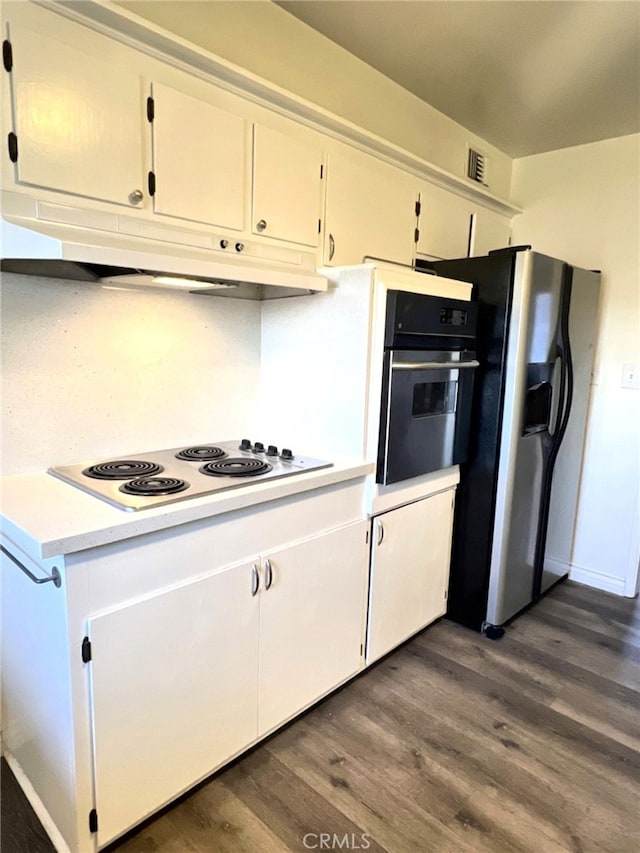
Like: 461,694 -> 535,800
428,254 -> 516,629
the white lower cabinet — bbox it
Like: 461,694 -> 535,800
366,489 -> 455,664
258,522 -> 368,734
88,559 -> 260,847
87,520 -> 368,847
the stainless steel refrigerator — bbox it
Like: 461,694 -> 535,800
417,247 -> 600,635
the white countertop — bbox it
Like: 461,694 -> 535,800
0,461 -> 373,561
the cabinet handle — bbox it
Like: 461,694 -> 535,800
251,564 -> 260,597
264,558 -> 273,590
128,189 -> 144,205
377,521 -> 384,546
256,219 -> 267,232
329,232 -> 335,261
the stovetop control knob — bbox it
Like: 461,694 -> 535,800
253,442 -> 265,453
280,448 -> 294,460
239,438 -> 251,451
266,445 -> 278,456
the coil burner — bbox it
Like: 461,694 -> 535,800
200,458 -> 273,478
119,477 -> 189,496
175,446 -> 227,461
83,460 -> 163,480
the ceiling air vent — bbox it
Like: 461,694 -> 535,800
467,146 -> 488,186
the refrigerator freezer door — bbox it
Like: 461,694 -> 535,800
486,252 -> 566,626
543,267 -> 601,588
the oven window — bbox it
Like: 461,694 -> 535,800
412,380 -> 457,417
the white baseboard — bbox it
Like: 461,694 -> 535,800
568,562 -> 626,596
3,750 -> 71,853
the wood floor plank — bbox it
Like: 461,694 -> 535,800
343,648 -> 638,853
3,580 -> 639,853
115,778 -> 287,853
0,758 -> 56,853
535,595 -> 640,647
550,582 -> 639,627
425,619 -> 640,750
266,701 -> 480,853
508,607 -> 640,690
223,749 -> 388,853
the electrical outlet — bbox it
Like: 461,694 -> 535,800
621,363 -> 640,390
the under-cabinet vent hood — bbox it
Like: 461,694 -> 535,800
0,193 -> 328,299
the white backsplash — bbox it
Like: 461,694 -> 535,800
0,274 -> 262,476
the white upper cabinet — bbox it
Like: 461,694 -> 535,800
252,124 -> 323,247
323,147 -> 417,266
470,207 -> 512,256
417,182 -> 474,260
150,82 -> 246,230
6,25 -> 145,208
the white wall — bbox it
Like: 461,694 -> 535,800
511,134 -> 640,596
116,0 -> 512,198
0,275 -> 261,475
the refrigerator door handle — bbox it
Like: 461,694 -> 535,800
532,264 -> 574,598
551,270 -> 575,456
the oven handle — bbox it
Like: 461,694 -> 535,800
391,359 -> 480,371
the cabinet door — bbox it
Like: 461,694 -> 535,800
252,124 -> 323,247
151,82 -> 246,230
258,522 -> 368,735
417,182 -> 473,260
8,26 -> 144,207
88,560 -> 259,847
323,149 -> 417,266
367,490 -> 454,664
470,207 -> 512,256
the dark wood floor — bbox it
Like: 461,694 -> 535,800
2,580 -> 639,853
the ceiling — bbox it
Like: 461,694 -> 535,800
276,1 -> 640,158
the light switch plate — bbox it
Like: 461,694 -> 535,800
621,363 -> 640,390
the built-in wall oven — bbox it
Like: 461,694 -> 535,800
377,290 -> 479,484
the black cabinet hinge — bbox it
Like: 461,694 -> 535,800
415,199 -> 421,217
146,95 -> 154,123
320,164 -> 323,179
89,809 -> 98,833
365,529 -> 369,544
2,39 -> 13,72
148,171 -> 156,196
318,219 -> 321,234
7,132 -> 18,163
81,636 -> 92,663
414,227 -> 420,243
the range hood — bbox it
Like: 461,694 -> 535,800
1,193 -> 328,299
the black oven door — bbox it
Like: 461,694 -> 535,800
377,350 -> 478,484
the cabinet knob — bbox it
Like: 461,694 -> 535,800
235,242 -> 245,253
328,232 -> 336,261
377,521 -> 384,546
256,219 -> 267,232
128,189 -> 144,205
